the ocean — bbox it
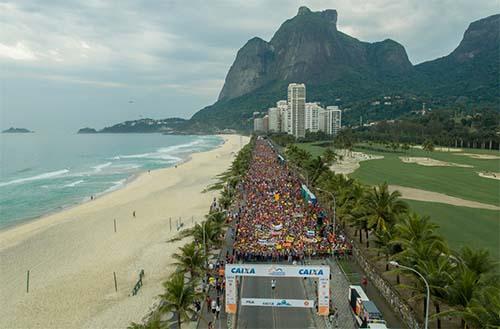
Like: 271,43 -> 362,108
0,133 -> 223,229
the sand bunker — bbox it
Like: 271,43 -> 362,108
478,172 -> 500,180
457,153 -> 500,160
389,185 -> 500,210
331,151 -> 384,175
412,145 -> 463,152
400,157 -> 473,168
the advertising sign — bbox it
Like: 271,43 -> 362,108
241,298 -> 315,308
318,277 -> 330,315
225,276 -> 237,314
225,264 -> 329,278
225,264 -> 330,315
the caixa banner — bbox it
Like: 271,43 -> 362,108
241,298 -> 315,308
225,264 -> 330,278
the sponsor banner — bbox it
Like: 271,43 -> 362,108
272,223 -> 283,231
241,298 -> 315,308
225,276 -> 237,314
318,277 -> 330,315
225,264 -> 330,278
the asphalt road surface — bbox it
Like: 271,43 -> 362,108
236,276 -> 316,329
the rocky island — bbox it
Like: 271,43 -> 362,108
2,127 -> 33,133
77,127 -> 98,134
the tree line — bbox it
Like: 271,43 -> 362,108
354,109 -> 500,150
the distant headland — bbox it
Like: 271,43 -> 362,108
77,118 -> 187,134
2,127 -> 33,133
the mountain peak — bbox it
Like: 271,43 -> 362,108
218,8 -> 411,101
451,13 -> 499,62
297,6 -> 311,15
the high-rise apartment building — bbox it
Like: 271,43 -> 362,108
305,102 -> 323,132
268,107 -> 280,132
277,100 -> 290,134
325,106 -> 342,135
287,83 -> 306,138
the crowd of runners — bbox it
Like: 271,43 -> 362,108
231,138 -> 352,261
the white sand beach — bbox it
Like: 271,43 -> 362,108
0,134 -> 249,329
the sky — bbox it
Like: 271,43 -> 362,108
0,0 -> 498,132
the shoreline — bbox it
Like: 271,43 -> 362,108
0,134 -> 249,329
0,135 -> 225,236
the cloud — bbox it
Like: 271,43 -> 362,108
0,0 -> 497,131
0,41 -> 37,60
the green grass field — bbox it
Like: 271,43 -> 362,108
406,200 -> 500,259
295,141 -> 500,258
297,142 -> 500,206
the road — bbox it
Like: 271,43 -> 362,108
236,275 -> 316,329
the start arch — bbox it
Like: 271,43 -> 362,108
225,264 -> 330,315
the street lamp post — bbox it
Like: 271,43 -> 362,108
389,261 -> 429,329
203,221 -> 208,268
317,188 -> 336,232
317,188 -> 336,258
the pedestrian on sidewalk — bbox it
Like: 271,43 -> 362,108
206,296 -> 212,314
211,299 -> 217,314
215,304 -> 221,319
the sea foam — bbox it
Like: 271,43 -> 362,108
0,169 -> 70,187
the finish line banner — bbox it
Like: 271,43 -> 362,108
241,298 -> 315,308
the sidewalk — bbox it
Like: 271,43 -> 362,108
305,259 -> 356,329
196,221 -> 236,329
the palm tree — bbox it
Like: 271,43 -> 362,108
172,242 -> 206,279
159,272 -> 198,329
172,218 -> 224,249
359,183 -> 408,235
456,246 -> 499,278
128,311 -> 166,329
373,226 -> 401,271
444,284 -> 500,328
444,267 -> 481,328
322,148 -> 337,165
305,156 -> 329,185
438,247 -> 500,328
399,256 -> 454,329
391,212 -> 448,284
285,145 -> 312,167
392,212 -> 447,262
423,140 -> 434,152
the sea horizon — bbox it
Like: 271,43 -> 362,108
0,132 -> 223,230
